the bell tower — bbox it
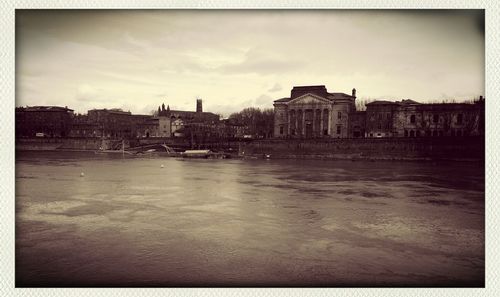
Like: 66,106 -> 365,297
196,99 -> 203,113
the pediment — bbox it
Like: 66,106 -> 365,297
288,93 -> 331,105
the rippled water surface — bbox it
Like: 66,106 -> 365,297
16,151 -> 484,286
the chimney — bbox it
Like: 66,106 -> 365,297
352,88 -> 356,97
196,99 -> 203,113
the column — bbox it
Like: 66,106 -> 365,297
327,109 -> 332,136
287,109 -> 291,136
302,109 -> 306,137
293,109 -> 299,136
320,110 -> 324,137
312,109 -> 316,137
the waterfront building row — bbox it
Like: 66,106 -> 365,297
273,85 -> 484,139
15,100 -> 224,139
15,86 -> 485,141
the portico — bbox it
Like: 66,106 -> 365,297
287,107 -> 331,137
274,85 -> 357,139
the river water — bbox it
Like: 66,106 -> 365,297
15,151 -> 484,287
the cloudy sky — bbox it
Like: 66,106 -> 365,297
16,10 -> 484,116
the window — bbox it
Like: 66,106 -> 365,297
416,130 -> 421,137
337,125 -> 341,134
410,115 -> 416,123
291,129 -> 296,135
432,130 -> 438,137
410,130 -> 415,137
378,123 -> 382,129
433,114 -> 439,123
338,112 -> 342,120
457,114 -> 463,124
279,126 -> 284,135
323,129 -> 328,136
404,130 -> 408,137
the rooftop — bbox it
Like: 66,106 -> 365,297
17,106 -> 74,112
275,85 -> 355,103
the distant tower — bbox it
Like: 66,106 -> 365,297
196,99 -> 203,113
352,88 -> 357,98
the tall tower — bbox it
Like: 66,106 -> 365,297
196,99 -> 203,113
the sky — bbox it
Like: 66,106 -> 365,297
16,10 -> 484,117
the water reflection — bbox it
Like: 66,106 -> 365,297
16,151 -> 484,286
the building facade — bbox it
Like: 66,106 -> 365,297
365,97 -> 484,138
273,85 -> 357,138
15,106 -> 74,138
155,100 -> 220,138
274,85 -> 485,139
68,114 -> 101,138
87,108 -> 133,138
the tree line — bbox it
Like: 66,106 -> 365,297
228,107 -> 274,138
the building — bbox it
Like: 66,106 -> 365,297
365,97 -> 485,138
349,111 -> 366,138
15,106 -> 74,138
156,99 -> 220,138
274,85 -> 484,139
131,115 -> 158,138
68,114 -> 101,138
87,108 -> 133,138
273,85 -> 357,138
365,100 -> 402,138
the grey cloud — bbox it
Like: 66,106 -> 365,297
75,84 -> 102,102
254,94 -> 273,106
268,83 -> 282,92
216,48 -> 302,75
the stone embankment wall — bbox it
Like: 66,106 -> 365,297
16,138 -> 102,151
16,137 -> 484,161
240,137 -> 484,160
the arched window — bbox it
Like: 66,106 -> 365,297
404,130 -> 408,137
410,115 -> 416,124
410,130 -> 415,137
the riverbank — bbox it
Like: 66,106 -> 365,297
16,136 -> 484,162
241,137 -> 484,162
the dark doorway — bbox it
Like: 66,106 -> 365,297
305,122 -> 313,138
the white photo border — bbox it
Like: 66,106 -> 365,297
1,0 -> 498,296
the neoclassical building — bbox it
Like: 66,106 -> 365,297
273,85 -> 357,138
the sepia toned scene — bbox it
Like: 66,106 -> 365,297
15,10 -> 485,287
